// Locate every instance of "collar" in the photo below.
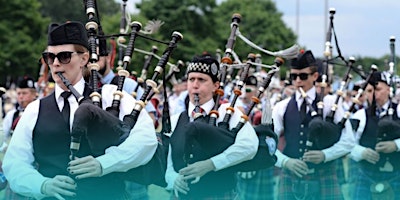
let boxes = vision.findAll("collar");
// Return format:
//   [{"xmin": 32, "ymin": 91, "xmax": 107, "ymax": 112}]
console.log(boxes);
[
  {"xmin": 55, "ymin": 78, "xmax": 85, "ymax": 101},
  {"xmin": 187, "ymin": 98, "xmax": 215, "ymax": 116},
  {"xmin": 295, "ymin": 86, "xmax": 316, "ymax": 101},
  {"xmin": 102, "ymin": 71, "xmax": 115, "ymax": 84},
  {"xmin": 377, "ymin": 100, "xmax": 390, "ymax": 111}
]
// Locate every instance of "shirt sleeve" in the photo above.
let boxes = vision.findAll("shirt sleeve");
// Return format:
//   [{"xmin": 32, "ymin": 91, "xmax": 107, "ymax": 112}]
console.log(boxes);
[
  {"xmin": 2, "ymin": 100, "xmax": 49, "ymax": 199},
  {"xmin": 164, "ymin": 113, "xmax": 181, "ymax": 190},
  {"xmin": 349, "ymin": 109, "xmax": 367, "ymax": 162},
  {"xmin": 272, "ymin": 99, "xmax": 290, "ymax": 168},
  {"xmin": 97, "ymin": 85, "xmax": 158, "ymax": 175},
  {"xmin": 322, "ymin": 119, "xmax": 355, "ymax": 162},
  {"xmin": 209, "ymin": 104, "xmax": 258, "ymax": 171},
  {"xmin": 2, "ymin": 109, "xmax": 15, "ymax": 140}
]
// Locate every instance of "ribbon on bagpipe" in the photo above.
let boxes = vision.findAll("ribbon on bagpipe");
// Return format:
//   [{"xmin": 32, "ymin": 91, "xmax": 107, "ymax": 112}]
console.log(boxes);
[
  {"xmin": 62, "ymin": 0, "xmax": 183, "ymax": 187},
  {"xmin": 377, "ymin": 36, "xmax": 400, "ymax": 146}
]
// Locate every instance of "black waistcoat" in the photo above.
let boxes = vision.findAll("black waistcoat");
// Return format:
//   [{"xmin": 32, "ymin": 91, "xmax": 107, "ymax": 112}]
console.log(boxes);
[
  {"xmin": 283, "ymin": 95, "xmax": 316, "ymax": 158},
  {"xmin": 170, "ymin": 113, "xmax": 235, "ymax": 198},
  {"xmin": 359, "ymin": 104, "xmax": 400, "ymax": 171},
  {"xmin": 33, "ymin": 86, "xmax": 125, "ymax": 200}
]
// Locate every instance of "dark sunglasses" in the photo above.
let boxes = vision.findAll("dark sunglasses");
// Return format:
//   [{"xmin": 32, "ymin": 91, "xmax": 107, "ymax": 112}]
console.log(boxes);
[
  {"xmin": 290, "ymin": 72, "xmax": 313, "ymax": 81},
  {"xmin": 42, "ymin": 51, "xmax": 83, "ymax": 65},
  {"xmin": 245, "ymin": 88, "xmax": 254, "ymax": 93}
]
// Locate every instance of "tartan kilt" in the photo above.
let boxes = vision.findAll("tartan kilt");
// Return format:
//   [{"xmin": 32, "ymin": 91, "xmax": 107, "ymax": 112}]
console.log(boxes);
[
  {"xmin": 353, "ymin": 168, "xmax": 400, "ymax": 200},
  {"xmin": 236, "ymin": 168, "xmax": 275, "ymax": 200},
  {"xmin": 170, "ymin": 189, "xmax": 236, "ymax": 200},
  {"xmin": 278, "ymin": 162, "xmax": 342, "ymax": 200},
  {"xmin": 125, "ymin": 181, "xmax": 149, "ymax": 200},
  {"xmin": 4, "ymin": 184, "xmax": 33, "ymax": 200}
]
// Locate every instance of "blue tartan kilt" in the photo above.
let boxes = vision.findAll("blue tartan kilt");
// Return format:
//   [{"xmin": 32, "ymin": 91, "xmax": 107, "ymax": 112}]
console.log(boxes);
[
  {"xmin": 236, "ymin": 167, "xmax": 275, "ymax": 200},
  {"xmin": 4, "ymin": 184, "xmax": 33, "ymax": 200},
  {"xmin": 278, "ymin": 162, "xmax": 342, "ymax": 200},
  {"xmin": 170, "ymin": 189, "xmax": 236, "ymax": 200},
  {"xmin": 353, "ymin": 168, "xmax": 400, "ymax": 200}
]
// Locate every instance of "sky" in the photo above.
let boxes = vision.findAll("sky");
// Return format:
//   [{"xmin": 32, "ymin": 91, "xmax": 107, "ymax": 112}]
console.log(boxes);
[
  {"xmin": 121, "ymin": 0, "xmax": 400, "ymax": 58},
  {"xmin": 273, "ymin": 0, "xmax": 400, "ymax": 58}
]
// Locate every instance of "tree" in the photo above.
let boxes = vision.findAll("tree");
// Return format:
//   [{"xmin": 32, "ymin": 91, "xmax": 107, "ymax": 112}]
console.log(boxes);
[
  {"xmin": 137, "ymin": 0, "xmax": 219, "ymax": 61},
  {"xmin": 38, "ymin": 0, "xmax": 119, "ymax": 23},
  {"xmin": 214, "ymin": 0, "xmax": 297, "ymax": 78},
  {"xmin": 0, "ymin": 0, "xmax": 49, "ymax": 86}
]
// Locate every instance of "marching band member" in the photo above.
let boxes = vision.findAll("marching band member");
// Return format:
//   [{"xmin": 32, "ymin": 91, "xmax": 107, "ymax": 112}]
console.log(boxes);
[
  {"xmin": 2, "ymin": 21, "xmax": 157, "ymax": 200},
  {"xmin": 272, "ymin": 50, "xmax": 354, "ymax": 200},
  {"xmin": 166, "ymin": 54, "xmax": 258, "ymax": 199},
  {"xmin": 2, "ymin": 76, "xmax": 37, "ymax": 145},
  {"xmin": 2, "ymin": 76, "xmax": 37, "ymax": 200},
  {"xmin": 349, "ymin": 71, "xmax": 400, "ymax": 200}
]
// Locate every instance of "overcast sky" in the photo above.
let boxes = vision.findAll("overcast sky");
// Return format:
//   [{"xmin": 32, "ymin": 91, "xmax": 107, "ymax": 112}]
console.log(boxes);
[
  {"xmin": 122, "ymin": 0, "xmax": 400, "ymax": 58},
  {"xmin": 274, "ymin": 0, "xmax": 400, "ymax": 58}
]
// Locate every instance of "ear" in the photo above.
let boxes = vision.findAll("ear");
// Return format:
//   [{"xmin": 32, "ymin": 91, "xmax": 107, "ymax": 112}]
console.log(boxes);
[
  {"xmin": 213, "ymin": 81, "xmax": 220, "ymax": 91},
  {"xmin": 312, "ymin": 72, "xmax": 319, "ymax": 82},
  {"xmin": 80, "ymin": 52, "xmax": 90, "ymax": 66}
]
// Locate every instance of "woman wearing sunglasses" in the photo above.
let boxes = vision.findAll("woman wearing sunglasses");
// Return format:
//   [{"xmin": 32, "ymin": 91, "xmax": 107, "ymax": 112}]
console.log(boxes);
[
  {"xmin": 272, "ymin": 50, "xmax": 353, "ymax": 200},
  {"xmin": 2, "ymin": 21, "xmax": 157, "ymax": 200}
]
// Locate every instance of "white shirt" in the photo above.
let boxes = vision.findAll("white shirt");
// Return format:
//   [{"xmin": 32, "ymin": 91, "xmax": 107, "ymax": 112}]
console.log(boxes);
[
  {"xmin": 350, "ymin": 101, "xmax": 400, "ymax": 162},
  {"xmin": 165, "ymin": 98, "xmax": 258, "ymax": 190},
  {"xmin": 2, "ymin": 108, "xmax": 17, "ymax": 140},
  {"xmin": 2, "ymin": 78, "xmax": 158, "ymax": 199},
  {"xmin": 272, "ymin": 86, "xmax": 354, "ymax": 167}
]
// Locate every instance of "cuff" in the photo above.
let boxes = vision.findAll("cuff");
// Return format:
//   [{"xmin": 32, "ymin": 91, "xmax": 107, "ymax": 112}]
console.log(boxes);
[
  {"xmin": 394, "ymin": 139, "xmax": 400, "ymax": 152},
  {"xmin": 350, "ymin": 145, "xmax": 365, "ymax": 162}
]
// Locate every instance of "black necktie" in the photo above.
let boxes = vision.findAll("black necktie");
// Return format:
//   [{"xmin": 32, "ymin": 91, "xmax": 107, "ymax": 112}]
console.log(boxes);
[
  {"xmin": 300, "ymin": 99, "xmax": 307, "ymax": 122},
  {"xmin": 61, "ymin": 91, "xmax": 72, "ymax": 126}
]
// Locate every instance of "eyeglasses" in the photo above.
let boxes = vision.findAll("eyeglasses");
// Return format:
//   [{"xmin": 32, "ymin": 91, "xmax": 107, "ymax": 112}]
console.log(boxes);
[
  {"xmin": 245, "ymin": 88, "xmax": 254, "ymax": 93},
  {"xmin": 290, "ymin": 72, "xmax": 313, "ymax": 81},
  {"xmin": 42, "ymin": 51, "xmax": 83, "ymax": 65}
]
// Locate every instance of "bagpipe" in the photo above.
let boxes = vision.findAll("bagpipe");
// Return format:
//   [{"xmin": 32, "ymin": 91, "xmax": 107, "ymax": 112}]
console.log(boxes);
[
  {"xmin": 59, "ymin": 0, "xmax": 183, "ymax": 187},
  {"xmin": 377, "ymin": 36, "xmax": 400, "ymax": 144},
  {"xmin": 303, "ymin": 8, "xmax": 371, "ymax": 151},
  {"xmin": 181, "ymin": 13, "xmax": 291, "ymax": 172}
]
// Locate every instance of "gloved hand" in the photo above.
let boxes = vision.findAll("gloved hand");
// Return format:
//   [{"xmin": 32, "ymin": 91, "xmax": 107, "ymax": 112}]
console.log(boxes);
[{"xmin": 41, "ymin": 175, "xmax": 76, "ymax": 200}]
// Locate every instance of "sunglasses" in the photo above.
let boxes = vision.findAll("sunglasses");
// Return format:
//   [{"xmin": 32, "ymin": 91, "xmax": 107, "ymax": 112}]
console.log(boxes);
[
  {"xmin": 42, "ymin": 51, "xmax": 83, "ymax": 65},
  {"xmin": 290, "ymin": 72, "xmax": 313, "ymax": 81},
  {"xmin": 245, "ymin": 88, "xmax": 254, "ymax": 93}
]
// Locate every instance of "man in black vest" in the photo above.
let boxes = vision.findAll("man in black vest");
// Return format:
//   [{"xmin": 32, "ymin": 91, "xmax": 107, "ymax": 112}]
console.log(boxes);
[
  {"xmin": 1, "ymin": 76, "xmax": 37, "ymax": 199},
  {"xmin": 2, "ymin": 76, "xmax": 37, "ymax": 144},
  {"xmin": 349, "ymin": 70, "xmax": 400, "ymax": 199},
  {"xmin": 2, "ymin": 21, "xmax": 157, "ymax": 200},
  {"xmin": 166, "ymin": 54, "xmax": 258, "ymax": 199},
  {"xmin": 272, "ymin": 50, "xmax": 353, "ymax": 200}
]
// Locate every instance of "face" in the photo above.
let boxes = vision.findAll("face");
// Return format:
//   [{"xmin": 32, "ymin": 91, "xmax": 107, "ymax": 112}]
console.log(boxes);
[
  {"xmin": 374, "ymin": 82, "xmax": 390, "ymax": 107},
  {"xmin": 16, "ymin": 88, "xmax": 37, "ymax": 108},
  {"xmin": 96, "ymin": 55, "xmax": 110, "ymax": 76},
  {"xmin": 243, "ymin": 86, "xmax": 257, "ymax": 104},
  {"xmin": 45, "ymin": 44, "xmax": 89, "ymax": 90},
  {"xmin": 187, "ymin": 72, "xmax": 219, "ymax": 105},
  {"xmin": 364, "ymin": 84, "xmax": 374, "ymax": 105},
  {"xmin": 290, "ymin": 67, "xmax": 318, "ymax": 92}
]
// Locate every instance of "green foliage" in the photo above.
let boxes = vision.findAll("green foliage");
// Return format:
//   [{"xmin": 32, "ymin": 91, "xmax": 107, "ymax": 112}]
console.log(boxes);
[
  {"xmin": 38, "ymin": 0, "xmax": 119, "ymax": 23},
  {"xmin": 0, "ymin": 0, "xmax": 392, "ymax": 87},
  {"xmin": 0, "ymin": 0, "xmax": 49, "ymax": 85}
]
